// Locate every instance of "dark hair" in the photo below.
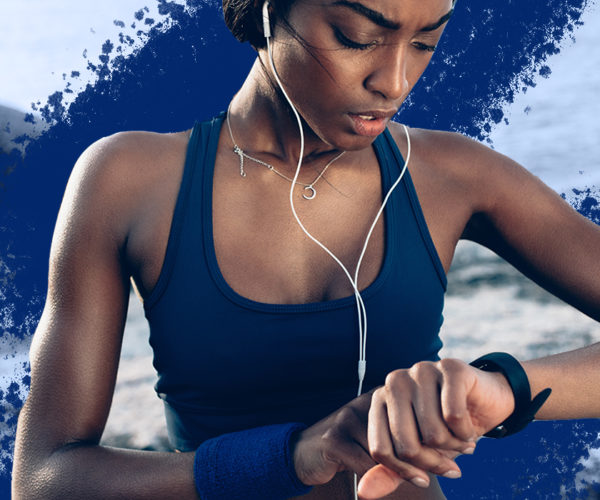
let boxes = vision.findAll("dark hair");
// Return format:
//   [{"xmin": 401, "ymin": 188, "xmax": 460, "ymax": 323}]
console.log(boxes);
[{"xmin": 223, "ymin": 0, "xmax": 295, "ymax": 49}]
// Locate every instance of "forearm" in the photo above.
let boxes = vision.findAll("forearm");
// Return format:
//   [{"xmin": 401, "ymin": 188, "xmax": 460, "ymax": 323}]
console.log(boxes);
[
  {"xmin": 521, "ymin": 341, "xmax": 600, "ymax": 420},
  {"xmin": 13, "ymin": 444, "xmax": 198, "ymax": 500}
]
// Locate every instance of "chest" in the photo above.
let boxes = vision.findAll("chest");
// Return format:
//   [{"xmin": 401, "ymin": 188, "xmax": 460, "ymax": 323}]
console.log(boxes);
[
  {"xmin": 130, "ymin": 125, "xmax": 469, "ymax": 305},
  {"xmin": 148, "ymin": 166, "xmax": 447, "ymax": 417},
  {"xmin": 211, "ymin": 154, "xmax": 390, "ymax": 304}
]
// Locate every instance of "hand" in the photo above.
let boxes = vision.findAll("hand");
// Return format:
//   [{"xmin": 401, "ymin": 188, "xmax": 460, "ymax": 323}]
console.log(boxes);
[
  {"xmin": 358, "ymin": 358, "xmax": 515, "ymax": 498},
  {"xmin": 292, "ymin": 391, "xmax": 381, "ymax": 487},
  {"xmin": 291, "ymin": 391, "xmax": 439, "ymax": 496}
]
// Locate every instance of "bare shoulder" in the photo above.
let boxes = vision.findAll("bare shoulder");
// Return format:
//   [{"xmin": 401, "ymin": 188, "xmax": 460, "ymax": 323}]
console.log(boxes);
[
  {"xmin": 66, "ymin": 129, "xmax": 191, "ymax": 244},
  {"xmin": 389, "ymin": 121, "xmax": 501, "ymax": 165},
  {"xmin": 382, "ymin": 121, "xmax": 593, "ymax": 274},
  {"xmin": 387, "ymin": 121, "xmax": 546, "ymax": 215},
  {"xmin": 71, "ymin": 129, "xmax": 191, "ymax": 207}
]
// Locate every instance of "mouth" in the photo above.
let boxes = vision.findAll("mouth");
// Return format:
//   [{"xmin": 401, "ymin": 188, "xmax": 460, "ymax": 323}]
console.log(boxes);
[
  {"xmin": 348, "ymin": 110, "xmax": 396, "ymax": 137},
  {"xmin": 352, "ymin": 109, "xmax": 397, "ymax": 120}
]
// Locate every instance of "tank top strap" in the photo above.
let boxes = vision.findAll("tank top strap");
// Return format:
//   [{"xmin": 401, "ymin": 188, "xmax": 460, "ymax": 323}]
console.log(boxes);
[
  {"xmin": 378, "ymin": 127, "xmax": 447, "ymax": 290},
  {"xmin": 144, "ymin": 114, "xmax": 224, "ymax": 311}
]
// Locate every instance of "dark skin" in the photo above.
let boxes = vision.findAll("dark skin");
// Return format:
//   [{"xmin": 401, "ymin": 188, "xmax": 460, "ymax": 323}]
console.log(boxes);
[{"xmin": 13, "ymin": 0, "xmax": 600, "ymax": 498}]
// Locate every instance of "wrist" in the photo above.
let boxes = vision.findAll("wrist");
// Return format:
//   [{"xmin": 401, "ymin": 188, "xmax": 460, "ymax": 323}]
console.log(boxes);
[
  {"xmin": 290, "ymin": 427, "xmax": 310, "ymax": 487},
  {"xmin": 470, "ymin": 352, "xmax": 551, "ymax": 438},
  {"xmin": 485, "ymin": 369, "xmax": 516, "ymax": 420},
  {"xmin": 193, "ymin": 423, "xmax": 313, "ymax": 500}
]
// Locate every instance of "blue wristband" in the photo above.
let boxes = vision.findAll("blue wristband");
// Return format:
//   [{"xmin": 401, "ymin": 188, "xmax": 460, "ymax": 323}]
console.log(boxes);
[{"xmin": 193, "ymin": 422, "xmax": 313, "ymax": 500}]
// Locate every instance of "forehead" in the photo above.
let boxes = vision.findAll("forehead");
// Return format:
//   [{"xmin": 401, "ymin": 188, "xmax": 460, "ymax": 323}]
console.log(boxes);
[{"xmin": 302, "ymin": 0, "xmax": 453, "ymax": 28}]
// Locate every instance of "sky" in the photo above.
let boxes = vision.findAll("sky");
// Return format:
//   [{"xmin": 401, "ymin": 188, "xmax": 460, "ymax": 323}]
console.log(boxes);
[{"xmin": 0, "ymin": 0, "xmax": 184, "ymax": 111}]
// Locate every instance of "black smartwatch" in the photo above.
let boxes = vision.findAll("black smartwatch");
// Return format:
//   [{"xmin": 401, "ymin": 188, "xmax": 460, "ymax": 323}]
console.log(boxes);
[{"xmin": 470, "ymin": 352, "xmax": 552, "ymax": 438}]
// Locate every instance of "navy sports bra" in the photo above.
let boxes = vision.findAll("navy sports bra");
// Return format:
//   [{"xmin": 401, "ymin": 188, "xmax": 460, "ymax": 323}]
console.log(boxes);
[{"xmin": 143, "ymin": 113, "xmax": 447, "ymax": 451}]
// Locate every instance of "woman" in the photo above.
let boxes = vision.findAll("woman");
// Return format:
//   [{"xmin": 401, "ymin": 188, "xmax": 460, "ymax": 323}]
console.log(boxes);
[{"xmin": 12, "ymin": 0, "xmax": 600, "ymax": 498}]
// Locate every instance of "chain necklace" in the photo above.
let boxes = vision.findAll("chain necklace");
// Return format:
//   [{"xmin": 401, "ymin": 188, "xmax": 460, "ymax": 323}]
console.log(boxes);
[{"xmin": 226, "ymin": 105, "xmax": 345, "ymax": 200}]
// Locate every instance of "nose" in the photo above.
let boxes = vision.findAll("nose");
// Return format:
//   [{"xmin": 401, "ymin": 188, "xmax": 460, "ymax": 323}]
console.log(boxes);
[{"xmin": 364, "ymin": 46, "xmax": 410, "ymax": 102}]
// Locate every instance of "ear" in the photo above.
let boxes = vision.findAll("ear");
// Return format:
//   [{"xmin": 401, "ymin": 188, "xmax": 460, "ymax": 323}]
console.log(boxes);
[
  {"xmin": 253, "ymin": 0, "xmax": 274, "ymax": 38},
  {"xmin": 262, "ymin": 1, "xmax": 272, "ymax": 38}
]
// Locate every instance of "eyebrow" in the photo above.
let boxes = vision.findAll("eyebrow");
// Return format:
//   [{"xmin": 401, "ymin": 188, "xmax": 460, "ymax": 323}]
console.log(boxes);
[
  {"xmin": 331, "ymin": 1, "xmax": 454, "ymax": 32},
  {"xmin": 420, "ymin": 8, "xmax": 454, "ymax": 32}
]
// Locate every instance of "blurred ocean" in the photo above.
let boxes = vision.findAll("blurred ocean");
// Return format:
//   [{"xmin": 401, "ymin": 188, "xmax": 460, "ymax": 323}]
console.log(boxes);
[{"xmin": 1, "ymin": 0, "xmax": 600, "ymax": 494}]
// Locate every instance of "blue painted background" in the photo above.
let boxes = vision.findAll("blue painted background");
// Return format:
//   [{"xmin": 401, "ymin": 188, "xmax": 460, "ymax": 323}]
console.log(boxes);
[{"xmin": 1, "ymin": 0, "xmax": 599, "ymax": 498}]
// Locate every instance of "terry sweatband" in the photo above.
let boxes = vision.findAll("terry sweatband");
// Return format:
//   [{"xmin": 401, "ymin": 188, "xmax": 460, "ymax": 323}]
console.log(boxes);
[
  {"xmin": 193, "ymin": 422, "xmax": 313, "ymax": 500},
  {"xmin": 470, "ymin": 352, "xmax": 552, "ymax": 438}
]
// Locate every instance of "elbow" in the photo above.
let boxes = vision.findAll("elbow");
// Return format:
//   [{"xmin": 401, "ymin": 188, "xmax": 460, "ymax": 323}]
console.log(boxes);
[
  {"xmin": 12, "ymin": 461, "xmax": 53, "ymax": 500},
  {"xmin": 12, "ymin": 449, "xmax": 68, "ymax": 500},
  {"xmin": 12, "ymin": 419, "xmax": 86, "ymax": 500}
]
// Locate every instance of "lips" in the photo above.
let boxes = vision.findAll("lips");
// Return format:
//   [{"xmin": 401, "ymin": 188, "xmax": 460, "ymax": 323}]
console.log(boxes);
[{"xmin": 348, "ymin": 110, "xmax": 397, "ymax": 137}]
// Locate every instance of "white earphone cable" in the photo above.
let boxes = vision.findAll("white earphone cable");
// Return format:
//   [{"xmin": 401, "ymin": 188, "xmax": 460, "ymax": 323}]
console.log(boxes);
[
  {"xmin": 265, "ymin": 35, "xmax": 411, "ymax": 397},
  {"xmin": 263, "ymin": 8, "xmax": 411, "ymax": 499}
]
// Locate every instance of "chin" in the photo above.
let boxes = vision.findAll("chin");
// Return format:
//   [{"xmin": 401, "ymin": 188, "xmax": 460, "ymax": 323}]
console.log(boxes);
[
  {"xmin": 332, "ymin": 131, "xmax": 384, "ymax": 152},
  {"xmin": 303, "ymin": 114, "xmax": 385, "ymax": 153}
]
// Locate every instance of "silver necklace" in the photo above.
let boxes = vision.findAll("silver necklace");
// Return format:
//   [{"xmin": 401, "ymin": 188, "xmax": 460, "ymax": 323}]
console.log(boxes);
[{"xmin": 226, "ymin": 106, "xmax": 345, "ymax": 200}]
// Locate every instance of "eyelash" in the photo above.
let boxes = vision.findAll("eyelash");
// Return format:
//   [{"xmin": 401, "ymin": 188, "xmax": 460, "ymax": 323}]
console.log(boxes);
[
  {"xmin": 412, "ymin": 41, "xmax": 437, "ymax": 53},
  {"xmin": 333, "ymin": 27, "xmax": 436, "ymax": 53},
  {"xmin": 333, "ymin": 27, "xmax": 377, "ymax": 51}
]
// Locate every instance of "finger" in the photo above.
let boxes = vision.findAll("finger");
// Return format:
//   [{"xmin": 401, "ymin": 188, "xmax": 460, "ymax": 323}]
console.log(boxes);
[
  {"xmin": 343, "ymin": 402, "xmax": 371, "ymax": 453},
  {"xmin": 411, "ymin": 370, "xmax": 475, "ymax": 452},
  {"xmin": 368, "ymin": 390, "xmax": 431, "ymax": 485},
  {"xmin": 328, "ymin": 406, "xmax": 379, "ymax": 477},
  {"xmin": 438, "ymin": 359, "xmax": 478, "ymax": 442},
  {"xmin": 332, "ymin": 438, "xmax": 380, "ymax": 478},
  {"xmin": 387, "ymin": 399, "xmax": 462, "ymax": 479},
  {"xmin": 357, "ymin": 464, "xmax": 403, "ymax": 500}
]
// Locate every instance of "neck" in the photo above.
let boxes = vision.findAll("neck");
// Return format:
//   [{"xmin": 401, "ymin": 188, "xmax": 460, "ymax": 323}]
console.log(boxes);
[{"xmin": 227, "ymin": 57, "xmax": 342, "ymax": 169}]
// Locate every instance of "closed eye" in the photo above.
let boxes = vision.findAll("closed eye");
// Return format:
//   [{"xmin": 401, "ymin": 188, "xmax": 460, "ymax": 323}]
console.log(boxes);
[
  {"xmin": 333, "ymin": 26, "xmax": 377, "ymax": 51},
  {"xmin": 412, "ymin": 41, "xmax": 437, "ymax": 53}
]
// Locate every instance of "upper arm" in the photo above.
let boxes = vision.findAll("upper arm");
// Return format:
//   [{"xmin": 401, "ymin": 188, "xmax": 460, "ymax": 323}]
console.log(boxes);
[
  {"xmin": 460, "ymin": 138, "xmax": 600, "ymax": 321},
  {"xmin": 15, "ymin": 134, "xmax": 139, "ymax": 471}
]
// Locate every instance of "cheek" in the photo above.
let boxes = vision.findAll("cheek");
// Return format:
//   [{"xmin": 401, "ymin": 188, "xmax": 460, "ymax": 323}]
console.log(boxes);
[
  {"xmin": 274, "ymin": 43, "xmax": 350, "ymax": 107},
  {"xmin": 271, "ymin": 19, "xmax": 361, "ymax": 103}
]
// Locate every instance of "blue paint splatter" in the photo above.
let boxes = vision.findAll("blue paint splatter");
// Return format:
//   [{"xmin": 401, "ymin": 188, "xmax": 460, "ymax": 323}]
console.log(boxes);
[
  {"xmin": 539, "ymin": 64, "xmax": 553, "ymax": 78},
  {"xmin": 400, "ymin": 0, "xmax": 590, "ymax": 141},
  {"xmin": 1, "ymin": 0, "xmax": 599, "ymax": 497},
  {"xmin": 440, "ymin": 420, "xmax": 600, "ymax": 498},
  {"xmin": 566, "ymin": 188, "xmax": 600, "ymax": 224}
]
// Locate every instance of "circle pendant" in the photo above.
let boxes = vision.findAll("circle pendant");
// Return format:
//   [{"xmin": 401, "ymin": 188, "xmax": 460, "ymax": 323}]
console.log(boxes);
[{"xmin": 303, "ymin": 186, "xmax": 316, "ymax": 200}]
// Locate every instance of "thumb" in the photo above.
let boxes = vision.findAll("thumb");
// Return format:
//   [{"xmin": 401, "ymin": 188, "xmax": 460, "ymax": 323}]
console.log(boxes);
[{"xmin": 357, "ymin": 464, "xmax": 404, "ymax": 499}]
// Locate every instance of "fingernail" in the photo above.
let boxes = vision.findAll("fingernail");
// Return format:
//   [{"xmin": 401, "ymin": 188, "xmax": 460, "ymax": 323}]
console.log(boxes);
[
  {"xmin": 442, "ymin": 470, "xmax": 461, "ymax": 479},
  {"xmin": 461, "ymin": 446, "xmax": 476, "ymax": 455},
  {"xmin": 410, "ymin": 477, "xmax": 430, "ymax": 488}
]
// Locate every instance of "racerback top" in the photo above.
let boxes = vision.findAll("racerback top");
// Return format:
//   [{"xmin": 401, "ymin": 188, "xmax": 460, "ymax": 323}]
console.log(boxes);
[{"xmin": 143, "ymin": 113, "xmax": 447, "ymax": 451}]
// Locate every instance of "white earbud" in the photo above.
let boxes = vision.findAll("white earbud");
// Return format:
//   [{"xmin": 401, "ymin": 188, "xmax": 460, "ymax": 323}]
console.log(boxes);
[{"xmin": 262, "ymin": 1, "xmax": 271, "ymax": 39}]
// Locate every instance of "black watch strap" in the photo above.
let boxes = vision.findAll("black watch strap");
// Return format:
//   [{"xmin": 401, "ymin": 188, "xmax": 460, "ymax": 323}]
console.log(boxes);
[{"xmin": 470, "ymin": 352, "xmax": 552, "ymax": 438}]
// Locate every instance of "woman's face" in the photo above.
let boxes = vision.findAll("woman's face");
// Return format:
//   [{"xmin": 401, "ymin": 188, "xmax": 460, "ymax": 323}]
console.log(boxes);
[{"xmin": 266, "ymin": 0, "xmax": 453, "ymax": 150}]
